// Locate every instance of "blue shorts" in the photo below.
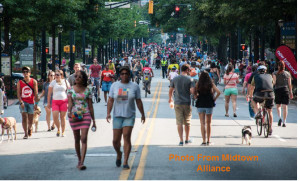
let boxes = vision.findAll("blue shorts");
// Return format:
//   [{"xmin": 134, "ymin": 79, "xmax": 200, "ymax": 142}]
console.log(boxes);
[
  {"xmin": 19, "ymin": 102, "xmax": 34, "ymax": 114},
  {"xmin": 102, "ymin": 81, "xmax": 112, "ymax": 92},
  {"xmin": 197, "ymin": 108, "xmax": 213, "ymax": 114},
  {"xmin": 113, "ymin": 116, "xmax": 135, "ymax": 129}
]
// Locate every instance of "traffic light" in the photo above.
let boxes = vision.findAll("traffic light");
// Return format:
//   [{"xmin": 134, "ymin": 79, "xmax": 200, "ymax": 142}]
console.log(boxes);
[
  {"xmin": 148, "ymin": 0, "xmax": 153, "ymax": 14},
  {"xmin": 240, "ymin": 44, "xmax": 247, "ymax": 51},
  {"xmin": 45, "ymin": 47, "xmax": 49, "ymax": 54},
  {"xmin": 175, "ymin": 6, "xmax": 180, "ymax": 17}
]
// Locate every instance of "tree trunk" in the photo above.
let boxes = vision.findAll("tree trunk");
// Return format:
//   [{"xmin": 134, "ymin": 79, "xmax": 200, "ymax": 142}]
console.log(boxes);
[
  {"xmin": 3, "ymin": 16, "xmax": 10, "ymax": 54},
  {"xmin": 260, "ymin": 26, "xmax": 265, "ymax": 61},
  {"xmin": 275, "ymin": 20, "xmax": 281, "ymax": 51},
  {"xmin": 91, "ymin": 42, "xmax": 95, "ymax": 60},
  {"xmin": 254, "ymin": 27, "xmax": 260, "ymax": 62},
  {"xmin": 33, "ymin": 31, "xmax": 37, "ymax": 79},
  {"xmin": 51, "ymin": 24, "xmax": 56, "ymax": 71},
  {"xmin": 217, "ymin": 35, "xmax": 227, "ymax": 63}
]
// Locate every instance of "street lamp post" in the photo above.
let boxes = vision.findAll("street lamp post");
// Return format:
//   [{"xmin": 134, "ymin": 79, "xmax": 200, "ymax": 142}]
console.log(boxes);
[
  {"xmin": 0, "ymin": 3, "xmax": 4, "ymax": 72},
  {"xmin": 58, "ymin": 25, "xmax": 63, "ymax": 66}
]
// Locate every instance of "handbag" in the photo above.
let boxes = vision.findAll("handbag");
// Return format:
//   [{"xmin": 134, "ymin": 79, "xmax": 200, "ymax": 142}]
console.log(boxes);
[{"xmin": 223, "ymin": 73, "xmax": 234, "ymax": 92}]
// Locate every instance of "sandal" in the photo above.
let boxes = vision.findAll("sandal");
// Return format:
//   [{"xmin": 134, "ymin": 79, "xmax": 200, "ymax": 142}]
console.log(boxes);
[
  {"xmin": 51, "ymin": 125, "xmax": 55, "ymax": 130},
  {"xmin": 23, "ymin": 135, "xmax": 28, "ymax": 139},
  {"xmin": 123, "ymin": 164, "xmax": 130, "ymax": 170},
  {"xmin": 225, "ymin": 114, "xmax": 229, "ymax": 117},
  {"xmin": 56, "ymin": 131, "xmax": 60, "ymax": 137},
  {"xmin": 233, "ymin": 113, "xmax": 237, "ymax": 117},
  {"xmin": 201, "ymin": 142, "xmax": 206, "ymax": 146}
]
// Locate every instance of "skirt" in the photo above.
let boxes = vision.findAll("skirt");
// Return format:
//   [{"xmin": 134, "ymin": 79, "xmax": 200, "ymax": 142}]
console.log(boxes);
[{"xmin": 69, "ymin": 112, "xmax": 92, "ymax": 130}]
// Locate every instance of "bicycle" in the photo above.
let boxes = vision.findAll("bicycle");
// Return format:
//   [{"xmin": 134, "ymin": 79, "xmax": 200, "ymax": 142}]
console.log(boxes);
[
  {"xmin": 92, "ymin": 85, "xmax": 98, "ymax": 103},
  {"xmin": 135, "ymin": 72, "xmax": 142, "ymax": 85},
  {"xmin": 255, "ymin": 100, "xmax": 270, "ymax": 138}
]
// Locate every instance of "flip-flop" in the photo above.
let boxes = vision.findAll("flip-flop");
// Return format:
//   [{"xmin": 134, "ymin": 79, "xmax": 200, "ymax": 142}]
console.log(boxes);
[
  {"xmin": 225, "ymin": 114, "xmax": 229, "ymax": 117},
  {"xmin": 123, "ymin": 164, "xmax": 130, "ymax": 170},
  {"xmin": 23, "ymin": 136, "xmax": 28, "ymax": 139},
  {"xmin": 201, "ymin": 142, "xmax": 206, "ymax": 146}
]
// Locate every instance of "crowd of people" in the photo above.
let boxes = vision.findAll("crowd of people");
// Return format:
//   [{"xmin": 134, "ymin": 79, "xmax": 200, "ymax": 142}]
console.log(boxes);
[{"xmin": 6, "ymin": 42, "xmax": 295, "ymax": 171}]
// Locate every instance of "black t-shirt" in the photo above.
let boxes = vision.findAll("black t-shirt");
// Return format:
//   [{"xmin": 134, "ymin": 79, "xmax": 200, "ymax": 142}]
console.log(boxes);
[{"xmin": 115, "ymin": 63, "xmax": 122, "ymax": 74}]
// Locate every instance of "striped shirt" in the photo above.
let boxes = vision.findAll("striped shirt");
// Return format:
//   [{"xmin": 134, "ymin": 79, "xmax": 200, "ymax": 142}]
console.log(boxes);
[{"xmin": 223, "ymin": 73, "xmax": 239, "ymax": 89}]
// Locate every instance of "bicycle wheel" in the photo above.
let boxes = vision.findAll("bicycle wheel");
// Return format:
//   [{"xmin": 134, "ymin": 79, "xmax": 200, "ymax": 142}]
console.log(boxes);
[
  {"xmin": 256, "ymin": 115, "xmax": 262, "ymax": 136},
  {"xmin": 92, "ymin": 87, "xmax": 97, "ymax": 103},
  {"xmin": 263, "ymin": 109, "xmax": 270, "ymax": 138},
  {"xmin": 145, "ymin": 83, "xmax": 148, "ymax": 98},
  {"xmin": 4, "ymin": 97, "xmax": 8, "ymax": 109}
]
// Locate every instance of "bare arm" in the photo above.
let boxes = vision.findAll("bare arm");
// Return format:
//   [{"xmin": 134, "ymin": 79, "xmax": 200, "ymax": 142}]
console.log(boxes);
[
  {"xmin": 106, "ymin": 97, "xmax": 114, "ymax": 123},
  {"xmin": 87, "ymin": 97, "xmax": 96, "ymax": 126},
  {"xmin": 212, "ymin": 84, "xmax": 221, "ymax": 101},
  {"xmin": 136, "ymin": 99, "xmax": 145, "ymax": 124},
  {"xmin": 67, "ymin": 94, "xmax": 73, "ymax": 118},
  {"xmin": 169, "ymin": 87, "xmax": 174, "ymax": 103},
  {"xmin": 33, "ymin": 80, "xmax": 39, "ymax": 103},
  {"xmin": 17, "ymin": 81, "xmax": 22, "ymax": 103},
  {"xmin": 47, "ymin": 87, "xmax": 53, "ymax": 109},
  {"xmin": 272, "ymin": 74, "xmax": 276, "ymax": 86},
  {"xmin": 288, "ymin": 76, "xmax": 293, "ymax": 99}
]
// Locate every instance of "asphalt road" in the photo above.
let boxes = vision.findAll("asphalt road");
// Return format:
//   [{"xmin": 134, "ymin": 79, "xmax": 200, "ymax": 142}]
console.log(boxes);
[{"xmin": 0, "ymin": 68, "xmax": 297, "ymax": 180}]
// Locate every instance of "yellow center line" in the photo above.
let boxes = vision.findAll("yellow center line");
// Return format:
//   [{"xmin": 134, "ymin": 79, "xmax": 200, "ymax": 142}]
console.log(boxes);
[
  {"xmin": 134, "ymin": 81, "xmax": 162, "ymax": 180},
  {"xmin": 119, "ymin": 82, "xmax": 161, "ymax": 180}
]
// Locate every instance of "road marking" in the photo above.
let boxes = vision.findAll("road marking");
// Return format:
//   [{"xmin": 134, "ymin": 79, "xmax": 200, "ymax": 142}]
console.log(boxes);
[
  {"xmin": 134, "ymin": 81, "xmax": 162, "ymax": 180},
  {"xmin": 273, "ymin": 135, "xmax": 287, "ymax": 142},
  {"xmin": 119, "ymin": 82, "xmax": 161, "ymax": 180}
]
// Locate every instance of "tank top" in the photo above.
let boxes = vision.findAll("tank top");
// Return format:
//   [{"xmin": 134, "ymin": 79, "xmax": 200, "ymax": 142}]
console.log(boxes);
[
  {"xmin": 196, "ymin": 90, "xmax": 214, "ymax": 108},
  {"xmin": 254, "ymin": 74, "xmax": 273, "ymax": 92},
  {"xmin": 19, "ymin": 78, "xmax": 35, "ymax": 104}
]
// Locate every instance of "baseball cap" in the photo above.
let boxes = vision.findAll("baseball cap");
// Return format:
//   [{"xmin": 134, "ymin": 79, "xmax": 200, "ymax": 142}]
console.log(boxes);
[{"xmin": 109, "ymin": 60, "xmax": 112, "ymax": 63}]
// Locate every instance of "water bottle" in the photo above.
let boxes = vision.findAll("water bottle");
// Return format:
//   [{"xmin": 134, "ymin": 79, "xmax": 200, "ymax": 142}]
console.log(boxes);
[{"xmin": 91, "ymin": 126, "xmax": 96, "ymax": 132}]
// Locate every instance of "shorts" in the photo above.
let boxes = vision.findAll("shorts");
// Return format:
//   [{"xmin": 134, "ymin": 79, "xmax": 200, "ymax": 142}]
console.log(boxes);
[
  {"xmin": 52, "ymin": 99, "xmax": 68, "ymax": 112},
  {"xmin": 197, "ymin": 108, "xmax": 213, "ymax": 114},
  {"xmin": 91, "ymin": 77, "xmax": 100, "ymax": 87},
  {"xmin": 275, "ymin": 87, "xmax": 290, "ymax": 105},
  {"xmin": 113, "ymin": 116, "xmax": 135, "ymax": 129},
  {"xmin": 19, "ymin": 102, "xmax": 34, "ymax": 114},
  {"xmin": 253, "ymin": 92, "xmax": 274, "ymax": 109},
  {"xmin": 102, "ymin": 81, "xmax": 112, "ymax": 92},
  {"xmin": 174, "ymin": 104, "xmax": 192, "ymax": 126},
  {"xmin": 224, "ymin": 88, "xmax": 238, "ymax": 96}
]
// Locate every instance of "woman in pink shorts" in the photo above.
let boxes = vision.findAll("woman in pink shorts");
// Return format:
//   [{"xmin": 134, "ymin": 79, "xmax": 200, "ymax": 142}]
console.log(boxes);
[{"xmin": 47, "ymin": 70, "xmax": 70, "ymax": 137}]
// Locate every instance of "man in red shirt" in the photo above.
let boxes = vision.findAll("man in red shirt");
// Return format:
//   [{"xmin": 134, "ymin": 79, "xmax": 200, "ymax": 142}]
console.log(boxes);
[
  {"xmin": 17, "ymin": 67, "xmax": 39, "ymax": 139},
  {"xmin": 89, "ymin": 58, "xmax": 102, "ymax": 102},
  {"xmin": 100, "ymin": 64, "xmax": 115, "ymax": 105},
  {"xmin": 142, "ymin": 63, "xmax": 154, "ymax": 94}
]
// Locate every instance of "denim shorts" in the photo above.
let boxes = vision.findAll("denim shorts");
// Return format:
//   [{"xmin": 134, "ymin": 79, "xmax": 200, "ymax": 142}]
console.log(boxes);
[
  {"xmin": 197, "ymin": 108, "xmax": 213, "ymax": 114},
  {"xmin": 102, "ymin": 81, "xmax": 112, "ymax": 92},
  {"xmin": 91, "ymin": 77, "xmax": 100, "ymax": 87},
  {"xmin": 113, "ymin": 116, "xmax": 135, "ymax": 129},
  {"xmin": 19, "ymin": 102, "xmax": 34, "ymax": 114}
]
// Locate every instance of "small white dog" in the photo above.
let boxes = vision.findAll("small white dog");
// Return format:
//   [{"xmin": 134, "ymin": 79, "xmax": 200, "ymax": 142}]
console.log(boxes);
[
  {"xmin": 0, "ymin": 117, "xmax": 17, "ymax": 142},
  {"xmin": 242, "ymin": 126, "xmax": 252, "ymax": 145}
]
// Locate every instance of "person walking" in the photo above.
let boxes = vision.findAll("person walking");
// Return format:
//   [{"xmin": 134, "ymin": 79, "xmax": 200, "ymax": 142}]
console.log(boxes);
[
  {"xmin": 210, "ymin": 62, "xmax": 220, "ymax": 86},
  {"xmin": 38, "ymin": 71, "xmax": 55, "ymax": 131},
  {"xmin": 223, "ymin": 65, "xmax": 239, "ymax": 117},
  {"xmin": 47, "ymin": 70, "xmax": 70, "ymax": 137},
  {"xmin": 161, "ymin": 57, "xmax": 168, "ymax": 79},
  {"xmin": 68, "ymin": 63, "xmax": 81, "ymax": 86},
  {"xmin": 17, "ymin": 66, "xmax": 39, "ymax": 139},
  {"xmin": 100, "ymin": 64, "xmax": 115, "ymax": 105},
  {"xmin": 106, "ymin": 66, "xmax": 145, "ymax": 169},
  {"xmin": 67, "ymin": 70, "xmax": 96, "ymax": 170},
  {"xmin": 272, "ymin": 61, "xmax": 293, "ymax": 127},
  {"xmin": 242, "ymin": 66, "xmax": 257, "ymax": 118},
  {"xmin": 195, "ymin": 71, "xmax": 220, "ymax": 146},
  {"xmin": 169, "ymin": 64, "xmax": 195, "ymax": 146}
]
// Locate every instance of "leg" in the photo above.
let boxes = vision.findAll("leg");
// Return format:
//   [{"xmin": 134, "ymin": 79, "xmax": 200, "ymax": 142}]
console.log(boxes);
[
  {"xmin": 177, "ymin": 125, "xmax": 183, "ymax": 142},
  {"xmin": 282, "ymin": 104, "xmax": 288, "ymax": 124},
  {"xmin": 224, "ymin": 96, "xmax": 230, "ymax": 115},
  {"xmin": 72, "ymin": 129, "xmax": 81, "ymax": 163},
  {"xmin": 231, "ymin": 95, "xmax": 237, "ymax": 114},
  {"xmin": 22, "ymin": 112, "xmax": 28, "ymax": 137},
  {"xmin": 199, "ymin": 113, "xmax": 206, "ymax": 143},
  {"xmin": 13, "ymin": 125, "xmax": 17, "ymax": 140},
  {"xmin": 184, "ymin": 124, "xmax": 190, "ymax": 142},
  {"xmin": 122, "ymin": 126, "xmax": 133, "ymax": 166},
  {"xmin": 113, "ymin": 129, "xmax": 123, "ymax": 162},
  {"xmin": 45, "ymin": 107, "xmax": 52, "ymax": 130},
  {"xmin": 276, "ymin": 104, "xmax": 282, "ymax": 118},
  {"xmin": 104, "ymin": 92, "xmax": 108, "ymax": 103},
  {"xmin": 60, "ymin": 111, "xmax": 67, "ymax": 134},
  {"xmin": 52, "ymin": 111, "xmax": 60, "ymax": 132},
  {"xmin": 267, "ymin": 109, "xmax": 273, "ymax": 131},
  {"xmin": 80, "ymin": 128, "xmax": 89, "ymax": 165},
  {"xmin": 206, "ymin": 114, "xmax": 213, "ymax": 143}
]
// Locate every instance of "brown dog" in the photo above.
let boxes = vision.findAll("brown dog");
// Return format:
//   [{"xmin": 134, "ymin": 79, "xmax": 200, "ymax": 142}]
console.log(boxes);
[
  {"xmin": 32, "ymin": 106, "xmax": 41, "ymax": 133},
  {"xmin": 0, "ymin": 117, "xmax": 17, "ymax": 142}
]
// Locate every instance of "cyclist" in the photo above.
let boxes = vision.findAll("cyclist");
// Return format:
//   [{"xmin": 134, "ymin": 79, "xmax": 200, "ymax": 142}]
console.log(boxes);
[
  {"xmin": 142, "ymin": 63, "xmax": 154, "ymax": 94},
  {"xmin": 133, "ymin": 61, "xmax": 143, "ymax": 83},
  {"xmin": 89, "ymin": 58, "xmax": 102, "ymax": 103},
  {"xmin": 249, "ymin": 65, "xmax": 274, "ymax": 135},
  {"xmin": 167, "ymin": 60, "xmax": 180, "ymax": 77}
]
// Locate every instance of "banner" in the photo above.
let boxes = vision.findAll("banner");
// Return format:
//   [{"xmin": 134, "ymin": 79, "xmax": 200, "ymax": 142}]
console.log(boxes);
[{"xmin": 275, "ymin": 45, "xmax": 297, "ymax": 79}]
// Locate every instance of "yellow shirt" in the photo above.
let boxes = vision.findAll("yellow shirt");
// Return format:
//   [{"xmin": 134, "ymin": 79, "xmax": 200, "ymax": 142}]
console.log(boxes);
[
  {"xmin": 168, "ymin": 64, "xmax": 179, "ymax": 71},
  {"xmin": 108, "ymin": 63, "xmax": 115, "ymax": 71}
]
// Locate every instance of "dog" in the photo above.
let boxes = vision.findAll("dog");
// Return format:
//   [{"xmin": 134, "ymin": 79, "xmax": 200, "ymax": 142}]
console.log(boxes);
[
  {"xmin": 242, "ymin": 126, "xmax": 252, "ymax": 145},
  {"xmin": 32, "ymin": 106, "xmax": 41, "ymax": 133},
  {"xmin": 0, "ymin": 117, "xmax": 17, "ymax": 142}
]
